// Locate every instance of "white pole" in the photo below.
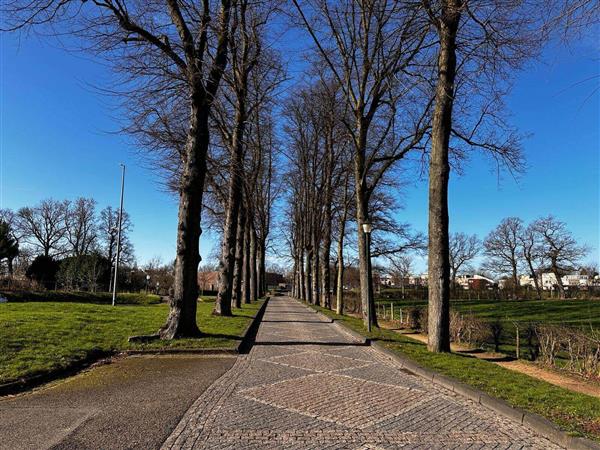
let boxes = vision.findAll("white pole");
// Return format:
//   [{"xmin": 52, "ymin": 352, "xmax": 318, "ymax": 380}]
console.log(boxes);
[{"xmin": 112, "ymin": 164, "xmax": 126, "ymax": 306}]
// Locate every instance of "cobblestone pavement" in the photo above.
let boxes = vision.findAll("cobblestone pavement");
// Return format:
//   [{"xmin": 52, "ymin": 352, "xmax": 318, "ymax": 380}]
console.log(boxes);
[{"xmin": 162, "ymin": 297, "xmax": 561, "ymax": 450}]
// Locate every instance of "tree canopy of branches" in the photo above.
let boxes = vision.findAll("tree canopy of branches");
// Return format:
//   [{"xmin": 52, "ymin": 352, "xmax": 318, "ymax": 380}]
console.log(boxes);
[{"xmin": 291, "ymin": 0, "xmax": 433, "ymax": 326}]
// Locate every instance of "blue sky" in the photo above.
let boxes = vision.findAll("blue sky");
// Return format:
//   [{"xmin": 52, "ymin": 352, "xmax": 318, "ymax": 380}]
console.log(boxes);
[{"xmin": 1, "ymin": 28, "xmax": 598, "ymax": 272}]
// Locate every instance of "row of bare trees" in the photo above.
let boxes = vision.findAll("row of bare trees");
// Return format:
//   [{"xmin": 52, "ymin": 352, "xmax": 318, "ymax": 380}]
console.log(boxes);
[
  {"xmin": 0, "ymin": 199, "xmax": 133, "ymax": 276},
  {"xmin": 3, "ymin": 0, "xmax": 284, "ymax": 339},
  {"xmin": 283, "ymin": 0, "xmax": 597, "ymax": 353},
  {"xmin": 3, "ymin": 0, "xmax": 596, "ymax": 347}
]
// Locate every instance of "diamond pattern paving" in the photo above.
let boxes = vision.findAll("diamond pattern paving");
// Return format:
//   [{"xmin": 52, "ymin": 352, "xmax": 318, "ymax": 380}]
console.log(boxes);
[{"xmin": 161, "ymin": 296, "xmax": 563, "ymax": 450}]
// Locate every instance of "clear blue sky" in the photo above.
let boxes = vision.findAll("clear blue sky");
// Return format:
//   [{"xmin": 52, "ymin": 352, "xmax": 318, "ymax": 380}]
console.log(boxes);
[{"xmin": 1, "ymin": 29, "xmax": 598, "ymax": 271}]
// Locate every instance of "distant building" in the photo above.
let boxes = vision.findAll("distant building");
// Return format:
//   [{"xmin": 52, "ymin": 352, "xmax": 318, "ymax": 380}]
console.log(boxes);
[
  {"xmin": 379, "ymin": 273, "xmax": 394, "ymax": 286},
  {"xmin": 541, "ymin": 272, "xmax": 590, "ymax": 290},
  {"xmin": 457, "ymin": 274, "xmax": 496, "ymax": 290},
  {"xmin": 408, "ymin": 273, "xmax": 428, "ymax": 286},
  {"xmin": 198, "ymin": 271, "xmax": 219, "ymax": 292},
  {"xmin": 519, "ymin": 275, "xmax": 536, "ymax": 287}
]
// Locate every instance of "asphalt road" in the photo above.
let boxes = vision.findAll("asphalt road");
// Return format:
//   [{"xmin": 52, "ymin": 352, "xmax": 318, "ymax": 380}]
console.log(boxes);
[{"xmin": 0, "ymin": 355, "xmax": 235, "ymax": 450}]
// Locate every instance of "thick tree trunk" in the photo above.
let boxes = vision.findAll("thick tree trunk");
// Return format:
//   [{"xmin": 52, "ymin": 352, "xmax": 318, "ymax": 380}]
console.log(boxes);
[
  {"xmin": 552, "ymin": 264, "xmax": 566, "ymax": 299},
  {"xmin": 258, "ymin": 240, "xmax": 266, "ymax": 297},
  {"xmin": 160, "ymin": 106, "xmax": 209, "ymax": 339},
  {"xmin": 231, "ymin": 204, "xmax": 245, "ymax": 309},
  {"xmin": 250, "ymin": 226, "xmax": 258, "ymax": 301},
  {"xmin": 299, "ymin": 247, "xmax": 305, "ymax": 300},
  {"xmin": 527, "ymin": 261, "xmax": 542, "ymax": 300},
  {"xmin": 242, "ymin": 215, "xmax": 251, "ymax": 304},
  {"xmin": 354, "ymin": 144, "xmax": 377, "ymax": 327},
  {"xmin": 427, "ymin": 1, "xmax": 461, "ymax": 353},
  {"xmin": 305, "ymin": 250, "xmax": 313, "ymax": 304},
  {"xmin": 312, "ymin": 241, "xmax": 320, "ymax": 306},
  {"xmin": 321, "ymin": 207, "xmax": 332, "ymax": 309},
  {"xmin": 335, "ymin": 236, "xmax": 345, "ymax": 315},
  {"xmin": 214, "ymin": 104, "xmax": 246, "ymax": 315},
  {"xmin": 512, "ymin": 263, "xmax": 519, "ymax": 300}
]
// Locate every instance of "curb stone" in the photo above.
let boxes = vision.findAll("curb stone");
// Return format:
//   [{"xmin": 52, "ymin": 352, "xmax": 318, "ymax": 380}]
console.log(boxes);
[{"xmin": 319, "ymin": 308, "xmax": 599, "ymax": 450}]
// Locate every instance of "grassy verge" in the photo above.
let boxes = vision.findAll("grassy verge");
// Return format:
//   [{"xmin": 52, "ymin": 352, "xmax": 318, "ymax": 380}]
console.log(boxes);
[
  {"xmin": 375, "ymin": 297, "xmax": 600, "ymax": 328},
  {"xmin": 1, "ymin": 290, "xmax": 162, "ymax": 305},
  {"xmin": 310, "ymin": 303, "xmax": 600, "ymax": 441},
  {"xmin": 0, "ymin": 299, "xmax": 263, "ymax": 385}
]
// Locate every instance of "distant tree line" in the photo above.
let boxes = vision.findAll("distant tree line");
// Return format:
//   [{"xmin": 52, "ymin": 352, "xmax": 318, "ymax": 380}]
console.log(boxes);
[{"xmin": 0, "ymin": 198, "xmax": 134, "ymax": 291}]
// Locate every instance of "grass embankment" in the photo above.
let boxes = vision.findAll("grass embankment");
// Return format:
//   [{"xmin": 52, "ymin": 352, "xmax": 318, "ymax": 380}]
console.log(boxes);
[
  {"xmin": 0, "ymin": 295, "xmax": 262, "ymax": 385},
  {"xmin": 376, "ymin": 297, "xmax": 600, "ymax": 328},
  {"xmin": 1, "ymin": 290, "xmax": 163, "ymax": 305},
  {"xmin": 375, "ymin": 297, "xmax": 600, "ymax": 356},
  {"xmin": 311, "ymin": 304, "xmax": 600, "ymax": 441}
]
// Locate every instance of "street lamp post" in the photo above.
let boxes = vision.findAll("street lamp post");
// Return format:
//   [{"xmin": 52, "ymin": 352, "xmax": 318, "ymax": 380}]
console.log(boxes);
[
  {"xmin": 112, "ymin": 164, "xmax": 126, "ymax": 306},
  {"xmin": 362, "ymin": 222, "xmax": 373, "ymax": 332},
  {"xmin": 146, "ymin": 274, "xmax": 150, "ymax": 294}
]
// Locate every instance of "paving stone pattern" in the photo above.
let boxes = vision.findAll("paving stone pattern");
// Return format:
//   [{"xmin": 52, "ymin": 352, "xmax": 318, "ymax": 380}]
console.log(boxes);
[{"xmin": 162, "ymin": 297, "xmax": 561, "ymax": 449}]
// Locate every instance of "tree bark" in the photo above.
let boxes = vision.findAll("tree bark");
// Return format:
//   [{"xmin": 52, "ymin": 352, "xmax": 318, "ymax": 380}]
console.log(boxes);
[
  {"xmin": 427, "ymin": 0, "xmax": 461, "ymax": 353},
  {"xmin": 160, "ymin": 104, "xmax": 209, "ymax": 339},
  {"xmin": 354, "ymin": 129, "xmax": 377, "ymax": 327},
  {"xmin": 335, "ymin": 233, "xmax": 345, "ymax": 315},
  {"xmin": 305, "ymin": 249, "xmax": 313, "ymax": 304},
  {"xmin": 250, "ymin": 226, "xmax": 257, "ymax": 302},
  {"xmin": 214, "ymin": 99, "xmax": 246, "ymax": 315},
  {"xmin": 242, "ymin": 214, "xmax": 251, "ymax": 304},
  {"xmin": 312, "ymin": 238, "xmax": 320, "ymax": 306},
  {"xmin": 231, "ymin": 203, "xmax": 245, "ymax": 309}
]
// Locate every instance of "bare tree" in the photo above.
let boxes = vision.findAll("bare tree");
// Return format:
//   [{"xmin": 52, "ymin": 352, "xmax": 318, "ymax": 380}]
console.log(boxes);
[
  {"xmin": 3, "ymin": 0, "xmax": 235, "ymax": 338},
  {"xmin": 98, "ymin": 206, "xmax": 134, "ymax": 268},
  {"xmin": 449, "ymin": 232, "xmax": 480, "ymax": 288},
  {"xmin": 65, "ymin": 197, "xmax": 98, "ymax": 257},
  {"xmin": 421, "ymin": 0, "xmax": 550, "ymax": 352},
  {"xmin": 387, "ymin": 254, "xmax": 413, "ymax": 299},
  {"xmin": 518, "ymin": 223, "xmax": 545, "ymax": 299},
  {"xmin": 483, "ymin": 217, "xmax": 523, "ymax": 298},
  {"xmin": 292, "ymin": 0, "xmax": 432, "ymax": 327},
  {"xmin": 532, "ymin": 215, "xmax": 588, "ymax": 299},
  {"xmin": 17, "ymin": 199, "xmax": 69, "ymax": 257}
]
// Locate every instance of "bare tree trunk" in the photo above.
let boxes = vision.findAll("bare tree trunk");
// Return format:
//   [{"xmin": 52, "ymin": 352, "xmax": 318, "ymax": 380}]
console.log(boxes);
[
  {"xmin": 305, "ymin": 249, "xmax": 313, "ymax": 304},
  {"xmin": 299, "ymin": 246, "xmax": 305, "ymax": 300},
  {"xmin": 160, "ymin": 106, "xmax": 209, "ymax": 339},
  {"xmin": 312, "ymin": 239, "xmax": 320, "ymax": 306},
  {"xmin": 231, "ymin": 204, "xmax": 245, "ymax": 309},
  {"xmin": 250, "ymin": 226, "xmax": 258, "ymax": 301},
  {"xmin": 335, "ymin": 234, "xmax": 345, "ymax": 315},
  {"xmin": 552, "ymin": 264, "xmax": 566, "ymax": 299},
  {"xmin": 354, "ymin": 136, "xmax": 377, "ymax": 326},
  {"xmin": 258, "ymin": 240, "xmax": 266, "ymax": 297},
  {"xmin": 242, "ymin": 215, "xmax": 251, "ymax": 304},
  {"xmin": 214, "ymin": 102, "xmax": 246, "ymax": 315},
  {"xmin": 526, "ymin": 261, "xmax": 542, "ymax": 300},
  {"xmin": 427, "ymin": 0, "xmax": 461, "ymax": 353},
  {"xmin": 321, "ymin": 205, "xmax": 332, "ymax": 309}
]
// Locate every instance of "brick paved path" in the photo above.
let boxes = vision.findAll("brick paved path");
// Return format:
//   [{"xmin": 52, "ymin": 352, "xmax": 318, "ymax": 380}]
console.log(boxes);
[{"xmin": 162, "ymin": 297, "xmax": 561, "ymax": 449}]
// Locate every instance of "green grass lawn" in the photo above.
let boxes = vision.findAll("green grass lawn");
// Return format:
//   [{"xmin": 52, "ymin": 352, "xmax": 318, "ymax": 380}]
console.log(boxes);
[
  {"xmin": 311, "ymin": 304, "xmax": 600, "ymax": 442},
  {"xmin": 0, "ymin": 298, "xmax": 263, "ymax": 385},
  {"xmin": 375, "ymin": 296, "xmax": 600, "ymax": 328}
]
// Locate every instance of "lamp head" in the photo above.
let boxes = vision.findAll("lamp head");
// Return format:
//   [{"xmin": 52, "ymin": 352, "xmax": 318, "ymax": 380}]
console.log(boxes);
[{"xmin": 362, "ymin": 222, "xmax": 372, "ymax": 234}]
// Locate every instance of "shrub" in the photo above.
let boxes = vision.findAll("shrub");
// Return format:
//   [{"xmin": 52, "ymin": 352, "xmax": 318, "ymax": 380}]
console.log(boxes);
[
  {"xmin": 449, "ymin": 311, "xmax": 489, "ymax": 347},
  {"xmin": 406, "ymin": 307, "xmax": 423, "ymax": 331},
  {"xmin": 26, "ymin": 255, "xmax": 59, "ymax": 289},
  {"xmin": 489, "ymin": 319, "xmax": 504, "ymax": 352},
  {"xmin": 535, "ymin": 324, "xmax": 600, "ymax": 379}
]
